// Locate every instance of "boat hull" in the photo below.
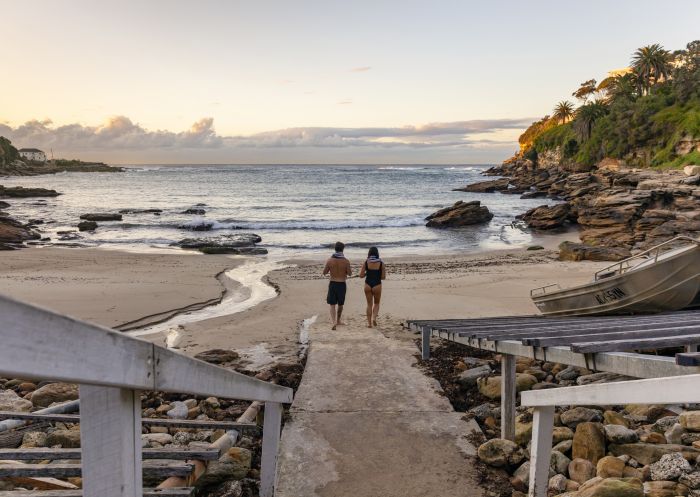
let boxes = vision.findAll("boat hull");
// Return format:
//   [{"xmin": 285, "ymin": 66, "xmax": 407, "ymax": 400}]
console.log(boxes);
[{"xmin": 532, "ymin": 245, "xmax": 700, "ymax": 317}]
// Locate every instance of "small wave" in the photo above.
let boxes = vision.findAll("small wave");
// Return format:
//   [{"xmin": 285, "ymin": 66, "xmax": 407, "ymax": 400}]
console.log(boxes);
[
  {"xmin": 178, "ymin": 216, "xmax": 424, "ymax": 231},
  {"xmin": 444, "ymin": 166, "xmax": 478, "ymax": 171},
  {"xmin": 268, "ymin": 238, "xmax": 437, "ymax": 250},
  {"xmin": 377, "ymin": 166, "xmax": 429, "ymax": 171}
]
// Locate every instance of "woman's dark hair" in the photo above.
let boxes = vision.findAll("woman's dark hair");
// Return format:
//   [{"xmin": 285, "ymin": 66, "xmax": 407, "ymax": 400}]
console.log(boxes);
[{"xmin": 368, "ymin": 246, "xmax": 379, "ymax": 258}]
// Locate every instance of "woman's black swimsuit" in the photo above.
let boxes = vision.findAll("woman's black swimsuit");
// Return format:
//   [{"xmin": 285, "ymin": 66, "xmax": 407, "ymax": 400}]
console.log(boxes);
[{"xmin": 364, "ymin": 261, "xmax": 383, "ymax": 288}]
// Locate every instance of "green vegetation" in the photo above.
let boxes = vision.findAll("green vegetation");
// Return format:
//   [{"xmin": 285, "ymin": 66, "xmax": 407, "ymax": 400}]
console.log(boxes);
[
  {"xmin": 520, "ymin": 40, "xmax": 700, "ymax": 169},
  {"xmin": 0, "ymin": 136, "xmax": 19, "ymax": 165}
]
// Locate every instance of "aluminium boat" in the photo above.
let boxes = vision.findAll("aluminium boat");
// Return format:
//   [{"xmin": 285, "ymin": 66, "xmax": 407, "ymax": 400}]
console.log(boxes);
[{"xmin": 531, "ymin": 236, "xmax": 700, "ymax": 316}]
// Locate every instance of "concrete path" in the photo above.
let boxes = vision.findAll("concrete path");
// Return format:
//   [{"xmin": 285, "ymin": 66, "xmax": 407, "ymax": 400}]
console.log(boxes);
[{"xmin": 275, "ymin": 315, "xmax": 485, "ymax": 497}]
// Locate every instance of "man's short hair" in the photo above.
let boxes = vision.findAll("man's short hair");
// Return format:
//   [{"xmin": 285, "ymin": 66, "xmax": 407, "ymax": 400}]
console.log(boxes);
[{"xmin": 334, "ymin": 241, "xmax": 345, "ymax": 252}]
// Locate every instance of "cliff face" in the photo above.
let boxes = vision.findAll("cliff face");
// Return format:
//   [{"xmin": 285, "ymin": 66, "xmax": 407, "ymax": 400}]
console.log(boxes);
[{"xmin": 486, "ymin": 156, "xmax": 700, "ymax": 252}]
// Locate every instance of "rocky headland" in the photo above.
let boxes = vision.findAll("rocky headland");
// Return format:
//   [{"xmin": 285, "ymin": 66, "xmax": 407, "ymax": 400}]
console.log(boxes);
[{"xmin": 472, "ymin": 156, "xmax": 700, "ymax": 260}]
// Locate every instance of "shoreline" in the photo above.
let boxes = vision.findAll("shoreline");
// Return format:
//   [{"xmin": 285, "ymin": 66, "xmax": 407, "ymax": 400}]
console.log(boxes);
[{"xmin": 0, "ymin": 239, "xmax": 604, "ymax": 371}]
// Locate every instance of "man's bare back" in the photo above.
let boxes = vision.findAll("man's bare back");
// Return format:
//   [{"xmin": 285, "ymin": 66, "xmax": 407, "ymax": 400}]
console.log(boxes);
[{"xmin": 323, "ymin": 257, "xmax": 351, "ymax": 281}]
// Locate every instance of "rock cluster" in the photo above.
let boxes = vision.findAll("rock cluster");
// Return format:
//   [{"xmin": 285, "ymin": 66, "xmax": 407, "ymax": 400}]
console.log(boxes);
[
  {"xmin": 420, "ymin": 343, "xmax": 700, "ymax": 497},
  {"xmin": 171, "ymin": 234, "xmax": 267, "ymax": 255},
  {"xmin": 0, "ymin": 357, "xmax": 304, "ymax": 494},
  {"xmin": 479, "ymin": 157, "xmax": 700, "ymax": 253},
  {"xmin": 425, "ymin": 200, "xmax": 494, "ymax": 228}
]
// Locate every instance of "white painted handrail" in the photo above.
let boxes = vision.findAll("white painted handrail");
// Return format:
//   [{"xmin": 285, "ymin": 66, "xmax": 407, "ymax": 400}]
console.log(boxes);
[
  {"xmin": 0, "ymin": 293, "xmax": 293, "ymax": 497},
  {"xmin": 520, "ymin": 373, "xmax": 700, "ymax": 497}
]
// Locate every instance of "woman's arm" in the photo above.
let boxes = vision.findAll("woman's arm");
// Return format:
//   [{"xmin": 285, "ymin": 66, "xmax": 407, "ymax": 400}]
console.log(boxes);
[
  {"xmin": 381, "ymin": 263, "xmax": 386, "ymax": 280},
  {"xmin": 359, "ymin": 261, "xmax": 366, "ymax": 278}
]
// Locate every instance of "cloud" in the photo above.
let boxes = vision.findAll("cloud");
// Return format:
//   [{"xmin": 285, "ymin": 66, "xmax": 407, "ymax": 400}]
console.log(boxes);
[
  {"xmin": 337, "ymin": 99, "xmax": 353, "ymax": 105},
  {"xmin": 0, "ymin": 116, "xmax": 531, "ymax": 154},
  {"xmin": 350, "ymin": 66, "xmax": 372, "ymax": 72}
]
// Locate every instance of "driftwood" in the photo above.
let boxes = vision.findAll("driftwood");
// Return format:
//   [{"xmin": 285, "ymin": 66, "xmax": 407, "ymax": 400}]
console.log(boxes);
[{"xmin": 0, "ymin": 422, "xmax": 50, "ymax": 449}]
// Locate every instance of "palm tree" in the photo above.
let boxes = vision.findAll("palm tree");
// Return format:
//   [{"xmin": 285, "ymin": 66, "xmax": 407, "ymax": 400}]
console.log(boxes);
[
  {"xmin": 573, "ymin": 100, "xmax": 608, "ymax": 141},
  {"xmin": 552, "ymin": 101, "xmax": 575, "ymax": 125},
  {"xmin": 631, "ymin": 44, "xmax": 672, "ymax": 94},
  {"xmin": 597, "ymin": 74, "xmax": 638, "ymax": 102}
]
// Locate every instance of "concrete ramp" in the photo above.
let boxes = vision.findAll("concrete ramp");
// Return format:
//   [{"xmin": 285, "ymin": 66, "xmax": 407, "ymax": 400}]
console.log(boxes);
[{"xmin": 276, "ymin": 316, "xmax": 484, "ymax": 497}]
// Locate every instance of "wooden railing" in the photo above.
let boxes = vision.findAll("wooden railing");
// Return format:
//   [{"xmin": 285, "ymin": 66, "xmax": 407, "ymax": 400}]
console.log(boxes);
[
  {"xmin": 0, "ymin": 293, "xmax": 294, "ymax": 497},
  {"xmin": 521, "ymin": 373, "xmax": 700, "ymax": 497}
]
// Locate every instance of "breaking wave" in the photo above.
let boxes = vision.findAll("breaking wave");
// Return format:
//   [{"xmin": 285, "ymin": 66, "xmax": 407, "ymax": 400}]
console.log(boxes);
[{"xmin": 178, "ymin": 216, "xmax": 424, "ymax": 231}]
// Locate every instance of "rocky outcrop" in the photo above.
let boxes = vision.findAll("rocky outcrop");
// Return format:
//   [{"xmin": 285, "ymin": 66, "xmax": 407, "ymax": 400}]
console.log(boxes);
[
  {"xmin": 478, "ymin": 155, "xmax": 700, "ymax": 253},
  {"xmin": 182, "ymin": 208, "xmax": 206, "ymax": 215},
  {"xmin": 453, "ymin": 178, "xmax": 510, "ymax": 193},
  {"xmin": 518, "ymin": 204, "xmax": 572, "ymax": 230},
  {"xmin": 78, "ymin": 220, "xmax": 98, "ymax": 231},
  {"xmin": 79, "ymin": 213, "xmax": 122, "ymax": 221},
  {"xmin": 0, "ymin": 185, "xmax": 60, "ymax": 197},
  {"xmin": 425, "ymin": 200, "xmax": 494, "ymax": 228},
  {"xmin": 558, "ymin": 241, "xmax": 632, "ymax": 262},
  {"xmin": 171, "ymin": 234, "xmax": 267, "ymax": 255},
  {"xmin": 0, "ymin": 213, "xmax": 41, "ymax": 249}
]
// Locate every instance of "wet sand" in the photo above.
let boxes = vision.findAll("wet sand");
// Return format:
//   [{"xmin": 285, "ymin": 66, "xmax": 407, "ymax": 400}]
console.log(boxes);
[{"xmin": 0, "ymin": 243, "xmax": 607, "ymax": 370}]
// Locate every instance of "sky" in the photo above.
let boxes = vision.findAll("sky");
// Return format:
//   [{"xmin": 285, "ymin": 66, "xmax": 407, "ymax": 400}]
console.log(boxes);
[{"xmin": 2, "ymin": 0, "xmax": 699, "ymax": 164}]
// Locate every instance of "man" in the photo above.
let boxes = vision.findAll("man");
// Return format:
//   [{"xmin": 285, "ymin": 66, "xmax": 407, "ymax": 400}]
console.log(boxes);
[{"xmin": 323, "ymin": 241, "xmax": 352, "ymax": 330}]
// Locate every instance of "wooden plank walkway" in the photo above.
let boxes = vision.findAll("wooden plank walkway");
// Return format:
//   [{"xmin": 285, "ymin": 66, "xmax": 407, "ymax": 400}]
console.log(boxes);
[
  {"xmin": 0, "ymin": 462, "xmax": 194, "ymax": 479},
  {"xmin": 276, "ymin": 316, "xmax": 485, "ymax": 497},
  {"xmin": 0, "ymin": 490, "xmax": 193, "ymax": 497},
  {"xmin": 0, "ymin": 447, "xmax": 220, "ymax": 461}
]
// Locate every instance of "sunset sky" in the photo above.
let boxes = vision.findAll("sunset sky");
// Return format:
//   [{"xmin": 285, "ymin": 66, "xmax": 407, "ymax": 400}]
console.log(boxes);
[{"xmin": 3, "ymin": 0, "xmax": 699, "ymax": 164}]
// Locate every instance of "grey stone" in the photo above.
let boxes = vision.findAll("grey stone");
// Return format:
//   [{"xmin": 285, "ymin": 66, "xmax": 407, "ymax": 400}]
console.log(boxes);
[
  {"xmin": 604, "ymin": 424, "xmax": 639, "ymax": 444},
  {"xmin": 0, "ymin": 389, "xmax": 32, "ymax": 412},
  {"xmin": 561, "ymin": 407, "xmax": 602, "ymax": 428},
  {"xmin": 649, "ymin": 452, "xmax": 692, "ymax": 481},
  {"xmin": 166, "ymin": 401, "xmax": 189, "ymax": 420},
  {"xmin": 457, "ymin": 365, "xmax": 492, "ymax": 387}
]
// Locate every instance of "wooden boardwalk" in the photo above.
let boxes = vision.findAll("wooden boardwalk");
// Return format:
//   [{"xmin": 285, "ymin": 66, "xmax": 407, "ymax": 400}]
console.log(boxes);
[{"xmin": 275, "ymin": 317, "xmax": 485, "ymax": 497}]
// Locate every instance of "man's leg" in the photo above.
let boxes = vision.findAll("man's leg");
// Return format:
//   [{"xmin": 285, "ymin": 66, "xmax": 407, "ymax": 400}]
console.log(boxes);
[
  {"xmin": 336, "ymin": 305, "xmax": 344, "ymax": 326},
  {"xmin": 329, "ymin": 304, "xmax": 337, "ymax": 330}
]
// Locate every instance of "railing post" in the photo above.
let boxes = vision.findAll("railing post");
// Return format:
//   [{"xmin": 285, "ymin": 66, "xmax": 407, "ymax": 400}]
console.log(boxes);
[
  {"xmin": 421, "ymin": 328, "xmax": 431, "ymax": 360},
  {"xmin": 528, "ymin": 406, "xmax": 554, "ymax": 497},
  {"xmin": 80, "ymin": 385, "xmax": 143, "ymax": 497},
  {"xmin": 260, "ymin": 401, "xmax": 283, "ymax": 497},
  {"xmin": 501, "ymin": 354, "xmax": 516, "ymax": 441}
]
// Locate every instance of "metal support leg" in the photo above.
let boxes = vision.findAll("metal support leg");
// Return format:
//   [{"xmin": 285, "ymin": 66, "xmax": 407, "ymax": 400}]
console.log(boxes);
[
  {"xmin": 501, "ymin": 354, "xmax": 516, "ymax": 441},
  {"xmin": 260, "ymin": 401, "xmax": 283, "ymax": 497},
  {"xmin": 528, "ymin": 406, "xmax": 554, "ymax": 497},
  {"xmin": 421, "ymin": 328, "xmax": 431, "ymax": 360}
]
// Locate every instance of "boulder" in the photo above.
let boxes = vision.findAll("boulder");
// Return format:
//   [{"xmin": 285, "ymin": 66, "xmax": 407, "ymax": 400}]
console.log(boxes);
[
  {"xmin": 453, "ymin": 178, "xmax": 510, "ymax": 193},
  {"xmin": 604, "ymin": 424, "xmax": 639, "ymax": 444},
  {"xmin": 476, "ymin": 373, "xmax": 538, "ymax": 399},
  {"xmin": 0, "ymin": 389, "xmax": 33, "ymax": 412},
  {"xmin": 679, "ymin": 471, "xmax": 700, "ymax": 490},
  {"xmin": 604, "ymin": 410, "xmax": 629, "ymax": 427},
  {"xmin": 552, "ymin": 426, "xmax": 575, "ymax": 444},
  {"xmin": 596, "ymin": 455, "xmax": 625, "ymax": 478},
  {"xmin": 558, "ymin": 241, "xmax": 631, "ymax": 262},
  {"xmin": 46, "ymin": 429, "xmax": 81, "ymax": 448},
  {"xmin": 561, "ymin": 407, "xmax": 602, "ymax": 429},
  {"xmin": 649, "ymin": 452, "xmax": 692, "ymax": 481},
  {"xmin": 608, "ymin": 443, "xmax": 700, "ymax": 465},
  {"xmin": 166, "ymin": 401, "xmax": 188, "ymax": 420},
  {"xmin": 578, "ymin": 478, "xmax": 644, "ymax": 497},
  {"xmin": 477, "ymin": 438, "xmax": 524, "ymax": 467},
  {"xmin": 569, "ymin": 458, "xmax": 596, "ymax": 484},
  {"xmin": 0, "ymin": 186, "xmax": 60, "ymax": 197},
  {"xmin": 142, "ymin": 433, "xmax": 174, "ymax": 446},
  {"xmin": 518, "ymin": 203, "xmax": 571, "ymax": 230},
  {"xmin": 425, "ymin": 201, "xmax": 494, "ymax": 228},
  {"xmin": 79, "ymin": 213, "xmax": 122, "ymax": 221},
  {"xmin": 664, "ymin": 423, "xmax": 686, "ymax": 445},
  {"xmin": 78, "ymin": 220, "xmax": 97, "ymax": 231},
  {"xmin": 194, "ymin": 349, "xmax": 240, "ymax": 364},
  {"xmin": 195, "ymin": 447, "xmax": 252, "ymax": 488},
  {"xmin": 572, "ymin": 422, "xmax": 606, "ymax": 465},
  {"xmin": 680, "ymin": 411, "xmax": 700, "ymax": 432},
  {"xmin": 652, "ymin": 416, "xmax": 679, "ymax": 434},
  {"xmin": 643, "ymin": 480, "xmax": 691, "ymax": 497},
  {"xmin": 515, "ymin": 413, "xmax": 533, "ymax": 446},
  {"xmin": 31, "ymin": 382, "xmax": 79, "ymax": 407},
  {"xmin": 171, "ymin": 234, "xmax": 267, "ymax": 255},
  {"xmin": 456, "ymin": 365, "xmax": 491, "ymax": 387},
  {"xmin": 182, "ymin": 208, "xmax": 206, "ymax": 215},
  {"xmin": 21, "ymin": 431, "xmax": 48, "ymax": 448}
]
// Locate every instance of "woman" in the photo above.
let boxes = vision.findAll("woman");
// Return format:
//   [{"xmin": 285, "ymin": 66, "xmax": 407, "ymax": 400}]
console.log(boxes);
[{"xmin": 359, "ymin": 247, "xmax": 386, "ymax": 328}]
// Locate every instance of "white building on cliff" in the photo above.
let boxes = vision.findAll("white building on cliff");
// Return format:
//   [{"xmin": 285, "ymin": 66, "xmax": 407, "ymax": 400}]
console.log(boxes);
[{"xmin": 18, "ymin": 148, "xmax": 47, "ymax": 163}]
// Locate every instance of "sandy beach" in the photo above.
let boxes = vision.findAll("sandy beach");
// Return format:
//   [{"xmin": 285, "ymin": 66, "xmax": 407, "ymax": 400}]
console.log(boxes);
[{"xmin": 0, "ymin": 243, "xmax": 608, "ymax": 368}]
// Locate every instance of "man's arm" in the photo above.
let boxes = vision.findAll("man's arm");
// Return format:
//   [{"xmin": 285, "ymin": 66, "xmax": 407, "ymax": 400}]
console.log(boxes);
[
  {"xmin": 346, "ymin": 260, "xmax": 352, "ymax": 277},
  {"xmin": 323, "ymin": 260, "xmax": 331, "ymax": 276}
]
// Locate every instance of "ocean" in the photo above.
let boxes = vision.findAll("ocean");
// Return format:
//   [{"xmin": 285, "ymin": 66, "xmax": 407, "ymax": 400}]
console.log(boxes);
[{"xmin": 2, "ymin": 164, "xmax": 552, "ymax": 257}]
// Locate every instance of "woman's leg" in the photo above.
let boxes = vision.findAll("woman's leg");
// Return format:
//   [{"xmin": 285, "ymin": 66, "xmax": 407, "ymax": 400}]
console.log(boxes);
[
  {"xmin": 364, "ymin": 284, "xmax": 373, "ymax": 327},
  {"xmin": 371, "ymin": 285, "xmax": 382, "ymax": 326}
]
